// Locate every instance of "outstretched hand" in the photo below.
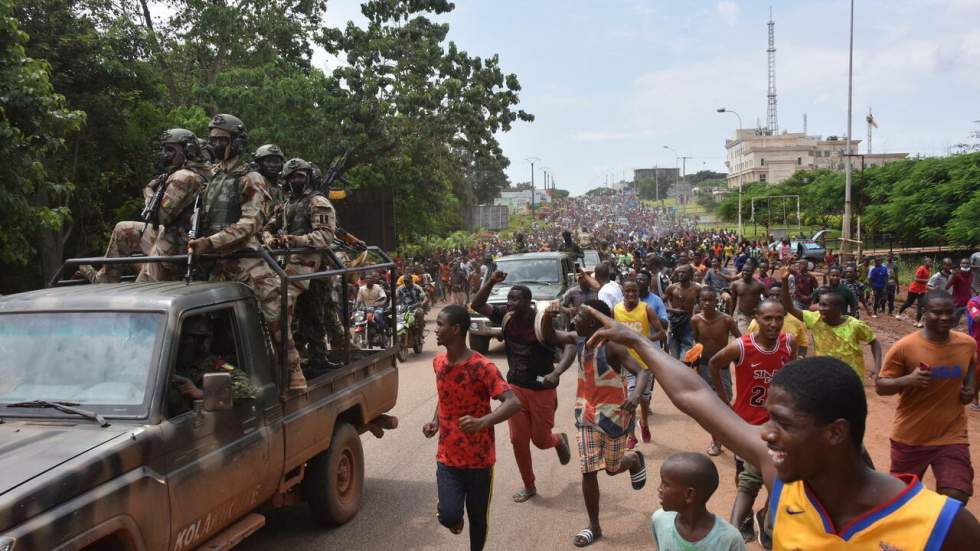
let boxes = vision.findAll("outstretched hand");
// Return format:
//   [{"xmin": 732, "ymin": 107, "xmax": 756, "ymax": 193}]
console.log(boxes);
[{"xmin": 582, "ymin": 305, "xmax": 642, "ymax": 349}]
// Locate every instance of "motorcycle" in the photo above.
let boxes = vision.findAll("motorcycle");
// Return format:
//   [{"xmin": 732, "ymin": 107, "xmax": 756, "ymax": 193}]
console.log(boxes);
[
  {"xmin": 352, "ymin": 306, "xmax": 388, "ymax": 349},
  {"xmin": 395, "ymin": 303, "xmax": 425, "ymax": 362}
]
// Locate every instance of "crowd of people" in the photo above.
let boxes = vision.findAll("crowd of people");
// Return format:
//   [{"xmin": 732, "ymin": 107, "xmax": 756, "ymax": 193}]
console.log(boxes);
[{"xmin": 421, "ymin": 192, "xmax": 980, "ymax": 550}]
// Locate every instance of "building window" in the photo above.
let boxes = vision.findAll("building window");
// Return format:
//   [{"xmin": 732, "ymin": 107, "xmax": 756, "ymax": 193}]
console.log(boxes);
[
  {"xmin": 760, "ymin": 158, "xmax": 766, "ymax": 166},
  {"xmin": 797, "ymin": 157, "xmax": 802, "ymax": 165},
  {"xmin": 759, "ymin": 174, "xmax": 767, "ymax": 182}
]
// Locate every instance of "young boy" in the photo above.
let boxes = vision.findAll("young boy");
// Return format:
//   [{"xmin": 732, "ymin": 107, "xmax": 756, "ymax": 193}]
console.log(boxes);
[
  {"xmin": 614, "ymin": 278, "xmax": 666, "ymax": 447},
  {"xmin": 422, "ymin": 305, "xmax": 521, "ymax": 551},
  {"xmin": 691, "ymin": 287, "xmax": 740, "ymax": 456},
  {"xmin": 651, "ymin": 452, "xmax": 746, "ymax": 550},
  {"xmin": 540, "ymin": 300, "xmax": 650, "ymax": 548},
  {"xmin": 709, "ymin": 299, "xmax": 794, "ymax": 545},
  {"xmin": 581, "ymin": 307, "xmax": 980, "ymax": 549},
  {"xmin": 876, "ymin": 291, "xmax": 977, "ymax": 505}
]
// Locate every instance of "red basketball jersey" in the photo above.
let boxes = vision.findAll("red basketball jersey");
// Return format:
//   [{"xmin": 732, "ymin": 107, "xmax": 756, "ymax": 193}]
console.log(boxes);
[{"xmin": 732, "ymin": 333, "xmax": 792, "ymax": 425}]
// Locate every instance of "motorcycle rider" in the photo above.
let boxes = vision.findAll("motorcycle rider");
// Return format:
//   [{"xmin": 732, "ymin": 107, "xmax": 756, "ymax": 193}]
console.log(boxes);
[
  {"xmin": 397, "ymin": 272, "xmax": 430, "ymax": 315},
  {"xmin": 356, "ymin": 272, "xmax": 389, "ymax": 336},
  {"xmin": 262, "ymin": 158, "xmax": 337, "ymax": 370}
]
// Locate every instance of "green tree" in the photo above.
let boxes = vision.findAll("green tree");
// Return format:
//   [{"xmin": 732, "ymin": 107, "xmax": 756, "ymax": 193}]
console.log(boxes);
[{"xmin": 0, "ymin": 0, "xmax": 84, "ymax": 289}]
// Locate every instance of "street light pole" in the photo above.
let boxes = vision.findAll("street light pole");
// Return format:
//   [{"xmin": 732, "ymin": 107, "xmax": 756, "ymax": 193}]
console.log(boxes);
[
  {"xmin": 717, "ymin": 107, "xmax": 744, "ymax": 237},
  {"xmin": 525, "ymin": 157, "xmax": 540, "ymax": 218},
  {"xmin": 663, "ymin": 146, "xmax": 679, "ymax": 209},
  {"xmin": 842, "ymin": 0, "xmax": 855, "ymax": 256}
]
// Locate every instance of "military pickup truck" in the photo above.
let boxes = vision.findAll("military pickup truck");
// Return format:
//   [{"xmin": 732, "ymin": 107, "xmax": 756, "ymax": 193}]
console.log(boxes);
[
  {"xmin": 467, "ymin": 251, "xmax": 577, "ymax": 354},
  {"xmin": 0, "ymin": 248, "xmax": 398, "ymax": 551}
]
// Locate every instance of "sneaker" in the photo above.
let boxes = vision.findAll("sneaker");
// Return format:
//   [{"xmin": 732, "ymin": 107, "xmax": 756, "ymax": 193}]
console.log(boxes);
[
  {"xmin": 626, "ymin": 436, "xmax": 637, "ymax": 450},
  {"xmin": 738, "ymin": 515, "xmax": 756, "ymax": 543},
  {"xmin": 894, "ymin": 314, "xmax": 903, "ymax": 320},
  {"xmin": 872, "ymin": 314, "xmax": 879, "ymax": 318},
  {"xmin": 757, "ymin": 509, "xmax": 772, "ymax": 550}
]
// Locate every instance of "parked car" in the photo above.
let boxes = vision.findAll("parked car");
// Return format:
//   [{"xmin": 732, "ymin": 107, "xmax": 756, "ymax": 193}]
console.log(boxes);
[{"xmin": 768, "ymin": 239, "xmax": 826, "ymax": 262}]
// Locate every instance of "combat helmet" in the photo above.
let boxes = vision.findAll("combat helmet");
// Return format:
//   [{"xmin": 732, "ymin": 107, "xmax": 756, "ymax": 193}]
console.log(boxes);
[
  {"xmin": 208, "ymin": 114, "xmax": 247, "ymax": 140},
  {"xmin": 281, "ymin": 158, "xmax": 313, "ymax": 179},
  {"xmin": 160, "ymin": 128, "xmax": 199, "ymax": 147},
  {"xmin": 253, "ymin": 144, "xmax": 284, "ymax": 161}
]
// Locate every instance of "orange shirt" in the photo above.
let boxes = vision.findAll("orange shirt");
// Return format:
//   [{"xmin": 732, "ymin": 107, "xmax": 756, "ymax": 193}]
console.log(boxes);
[
  {"xmin": 880, "ymin": 331, "xmax": 977, "ymax": 446},
  {"xmin": 908, "ymin": 265, "xmax": 930, "ymax": 294}
]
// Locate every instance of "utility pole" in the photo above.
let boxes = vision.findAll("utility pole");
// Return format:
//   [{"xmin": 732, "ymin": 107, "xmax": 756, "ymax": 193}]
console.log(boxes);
[
  {"xmin": 842, "ymin": 0, "xmax": 854, "ymax": 255},
  {"xmin": 717, "ymin": 108, "xmax": 744, "ymax": 237}
]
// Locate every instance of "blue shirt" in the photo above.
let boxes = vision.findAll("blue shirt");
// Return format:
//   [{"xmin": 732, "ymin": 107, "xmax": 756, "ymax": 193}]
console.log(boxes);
[
  {"xmin": 869, "ymin": 265, "xmax": 889, "ymax": 288},
  {"xmin": 642, "ymin": 292, "xmax": 668, "ymax": 325}
]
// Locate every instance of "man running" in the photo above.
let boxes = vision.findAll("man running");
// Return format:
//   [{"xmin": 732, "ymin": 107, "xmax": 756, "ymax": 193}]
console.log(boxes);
[
  {"xmin": 691, "ymin": 287, "xmax": 740, "ymax": 456},
  {"xmin": 898, "ymin": 256, "xmax": 933, "ymax": 328},
  {"xmin": 709, "ymin": 299, "xmax": 794, "ymax": 545},
  {"xmin": 876, "ymin": 291, "xmax": 977, "ymax": 506},
  {"xmin": 580, "ymin": 308, "xmax": 980, "ymax": 549},
  {"xmin": 731, "ymin": 261, "xmax": 766, "ymax": 334},
  {"xmin": 614, "ymin": 278, "xmax": 666, "ymax": 447},
  {"xmin": 470, "ymin": 270, "xmax": 572, "ymax": 503},
  {"xmin": 423, "ymin": 305, "xmax": 521, "ymax": 551},
  {"xmin": 541, "ymin": 300, "xmax": 650, "ymax": 548},
  {"xmin": 664, "ymin": 264, "xmax": 701, "ymax": 360}
]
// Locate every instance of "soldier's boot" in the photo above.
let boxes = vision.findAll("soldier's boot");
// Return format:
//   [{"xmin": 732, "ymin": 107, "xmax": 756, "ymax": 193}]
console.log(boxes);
[{"xmin": 288, "ymin": 366, "xmax": 308, "ymax": 391}]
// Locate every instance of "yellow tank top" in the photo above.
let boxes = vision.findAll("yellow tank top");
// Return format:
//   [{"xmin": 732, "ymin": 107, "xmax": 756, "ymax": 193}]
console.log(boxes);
[
  {"xmin": 614, "ymin": 302, "xmax": 651, "ymax": 369},
  {"xmin": 769, "ymin": 474, "xmax": 962, "ymax": 550}
]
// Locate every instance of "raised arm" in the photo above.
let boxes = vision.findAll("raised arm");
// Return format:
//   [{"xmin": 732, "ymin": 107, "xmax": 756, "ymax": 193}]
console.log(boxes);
[
  {"xmin": 779, "ymin": 268, "xmax": 804, "ymax": 321},
  {"xmin": 470, "ymin": 270, "xmax": 506, "ymax": 317},
  {"xmin": 585, "ymin": 307, "xmax": 771, "ymax": 484}
]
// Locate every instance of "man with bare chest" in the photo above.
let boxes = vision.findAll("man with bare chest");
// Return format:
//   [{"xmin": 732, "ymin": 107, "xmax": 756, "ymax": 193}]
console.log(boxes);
[
  {"xmin": 730, "ymin": 262, "xmax": 766, "ymax": 334},
  {"xmin": 665, "ymin": 265, "xmax": 701, "ymax": 359},
  {"xmin": 692, "ymin": 288, "xmax": 740, "ymax": 456}
]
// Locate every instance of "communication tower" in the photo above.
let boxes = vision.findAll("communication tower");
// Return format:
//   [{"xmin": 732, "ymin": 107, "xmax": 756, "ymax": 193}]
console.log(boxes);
[{"xmin": 766, "ymin": 8, "xmax": 778, "ymax": 135}]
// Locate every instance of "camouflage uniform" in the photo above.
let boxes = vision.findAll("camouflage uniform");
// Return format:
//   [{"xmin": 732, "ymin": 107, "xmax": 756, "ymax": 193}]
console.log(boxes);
[
  {"xmin": 263, "ymin": 159, "xmax": 337, "ymax": 366},
  {"xmin": 199, "ymin": 153, "xmax": 305, "ymax": 390},
  {"xmin": 170, "ymin": 355, "xmax": 256, "ymax": 415},
  {"xmin": 79, "ymin": 181, "xmax": 158, "ymax": 283},
  {"xmin": 137, "ymin": 161, "xmax": 209, "ymax": 282}
]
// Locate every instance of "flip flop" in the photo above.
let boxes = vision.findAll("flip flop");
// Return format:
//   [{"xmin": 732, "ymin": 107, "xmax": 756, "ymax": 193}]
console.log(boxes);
[
  {"xmin": 573, "ymin": 528, "xmax": 601, "ymax": 547},
  {"xmin": 630, "ymin": 451, "xmax": 647, "ymax": 490},
  {"xmin": 706, "ymin": 443, "xmax": 722, "ymax": 456},
  {"xmin": 512, "ymin": 488, "xmax": 537, "ymax": 503}
]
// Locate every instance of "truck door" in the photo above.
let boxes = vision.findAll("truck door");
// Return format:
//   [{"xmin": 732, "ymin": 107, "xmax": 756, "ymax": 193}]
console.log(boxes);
[{"xmin": 162, "ymin": 306, "xmax": 273, "ymax": 551}]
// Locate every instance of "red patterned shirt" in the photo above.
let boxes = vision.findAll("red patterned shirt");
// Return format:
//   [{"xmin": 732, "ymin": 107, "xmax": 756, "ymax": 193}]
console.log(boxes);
[{"xmin": 434, "ymin": 352, "xmax": 510, "ymax": 469}]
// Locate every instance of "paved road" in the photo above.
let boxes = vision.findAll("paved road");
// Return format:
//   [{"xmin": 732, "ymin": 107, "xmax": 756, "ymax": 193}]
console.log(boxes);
[{"xmin": 240, "ymin": 306, "xmax": 980, "ymax": 551}]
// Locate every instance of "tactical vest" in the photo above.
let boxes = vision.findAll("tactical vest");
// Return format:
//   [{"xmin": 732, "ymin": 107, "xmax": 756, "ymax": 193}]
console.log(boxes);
[
  {"xmin": 202, "ymin": 164, "xmax": 245, "ymax": 236},
  {"xmin": 285, "ymin": 191, "xmax": 323, "ymax": 236}
]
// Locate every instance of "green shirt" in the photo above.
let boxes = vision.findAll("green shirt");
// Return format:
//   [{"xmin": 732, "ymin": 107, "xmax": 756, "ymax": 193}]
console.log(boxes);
[
  {"xmin": 650, "ymin": 510, "xmax": 746, "ymax": 551},
  {"xmin": 800, "ymin": 310, "xmax": 875, "ymax": 377}
]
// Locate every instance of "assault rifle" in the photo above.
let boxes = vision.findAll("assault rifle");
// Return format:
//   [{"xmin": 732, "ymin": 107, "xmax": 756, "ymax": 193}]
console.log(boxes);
[
  {"xmin": 185, "ymin": 194, "xmax": 202, "ymax": 284},
  {"xmin": 139, "ymin": 170, "xmax": 174, "ymax": 237}
]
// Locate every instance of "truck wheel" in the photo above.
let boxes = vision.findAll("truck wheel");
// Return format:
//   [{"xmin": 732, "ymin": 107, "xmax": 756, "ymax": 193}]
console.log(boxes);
[
  {"xmin": 305, "ymin": 422, "xmax": 364, "ymax": 526},
  {"xmin": 469, "ymin": 334, "xmax": 490, "ymax": 354},
  {"xmin": 396, "ymin": 336, "xmax": 409, "ymax": 362}
]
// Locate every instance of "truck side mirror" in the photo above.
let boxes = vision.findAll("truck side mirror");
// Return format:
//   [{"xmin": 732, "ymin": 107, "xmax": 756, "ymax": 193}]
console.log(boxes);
[{"xmin": 203, "ymin": 372, "xmax": 233, "ymax": 411}]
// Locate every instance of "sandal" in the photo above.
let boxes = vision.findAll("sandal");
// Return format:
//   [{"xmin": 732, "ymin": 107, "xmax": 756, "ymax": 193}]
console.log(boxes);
[
  {"xmin": 706, "ymin": 442, "xmax": 722, "ymax": 456},
  {"xmin": 970, "ymin": 402, "xmax": 980, "ymax": 412},
  {"xmin": 641, "ymin": 424, "xmax": 651, "ymax": 443},
  {"xmin": 556, "ymin": 432, "xmax": 571, "ymax": 465},
  {"xmin": 573, "ymin": 528, "xmax": 601, "ymax": 547},
  {"xmin": 512, "ymin": 488, "xmax": 537, "ymax": 503},
  {"xmin": 630, "ymin": 451, "xmax": 647, "ymax": 490},
  {"xmin": 626, "ymin": 435, "xmax": 637, "ymax": 450}
]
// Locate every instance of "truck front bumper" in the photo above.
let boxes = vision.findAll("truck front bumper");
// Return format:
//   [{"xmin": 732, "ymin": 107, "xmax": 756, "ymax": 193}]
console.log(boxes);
[{"xmin": 469, "ymin": 317, "xmax": 502, "ymax": 338}]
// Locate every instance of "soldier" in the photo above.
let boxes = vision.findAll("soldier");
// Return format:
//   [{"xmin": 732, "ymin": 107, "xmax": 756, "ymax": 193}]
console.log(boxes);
[
  {"xmin": 263, "ymin": 158, "xmax": 337, "ymax": 370},
  {"xmin": 169, "ymin": 316, "xmax": 256, "ymax": 416},
  {"xmin": 253, "ymin": 143, "xmax": 286, "ymax": 219},
  {"xmin": 187, "ymin": 114, "xmax": 307, "ymax": 391},
  {"xmin": 136, "ymin": 128, "xmax": 211, "ymax": 282}
]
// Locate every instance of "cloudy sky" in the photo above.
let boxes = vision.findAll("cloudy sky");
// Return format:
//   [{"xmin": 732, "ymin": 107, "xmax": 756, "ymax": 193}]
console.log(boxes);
[{"xmin": 320, "ymin": 0, "xmax": 980, "ymax": 195}]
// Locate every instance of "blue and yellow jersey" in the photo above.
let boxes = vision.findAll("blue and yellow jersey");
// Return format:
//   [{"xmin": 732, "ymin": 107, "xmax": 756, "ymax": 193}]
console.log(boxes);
[{"xmin": 768, "ymin": 474, "xmax": 962, "ymax": 550}]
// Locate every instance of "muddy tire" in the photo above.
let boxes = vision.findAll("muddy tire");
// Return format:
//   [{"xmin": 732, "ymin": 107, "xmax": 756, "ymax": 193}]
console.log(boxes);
[
  {"xmin": 305, "ymin": 422, "xmax": 364, "ymax": 526},
  {"xmin": 469, "ymin": 334, "xmax": 490, "ymax": 354}
]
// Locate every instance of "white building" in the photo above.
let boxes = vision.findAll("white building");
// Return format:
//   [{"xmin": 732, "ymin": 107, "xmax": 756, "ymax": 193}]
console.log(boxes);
[
  {"xmin": 494, "ymin": 189, "xmax": 551, "ymax": 213},
  {"xmin": 724, "ymin": 129, "xmax": 907, "ymax": 188}
]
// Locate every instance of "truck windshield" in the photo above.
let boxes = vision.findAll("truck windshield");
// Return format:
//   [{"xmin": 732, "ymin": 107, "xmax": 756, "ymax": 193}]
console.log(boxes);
[
  {"xmin": 495, "ymin": 259, "xmax": 561, "ymax": 284},
  {"xmin": 0, "ymin": 312, "xmax": 162, "ymax": 415}
]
